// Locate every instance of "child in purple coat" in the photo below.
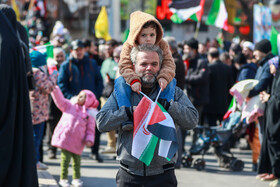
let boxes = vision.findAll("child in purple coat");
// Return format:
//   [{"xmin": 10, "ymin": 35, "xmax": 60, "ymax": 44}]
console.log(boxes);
[{"xmin": 51, "ymin": 86, "xmax": 98, "ymax": 187}]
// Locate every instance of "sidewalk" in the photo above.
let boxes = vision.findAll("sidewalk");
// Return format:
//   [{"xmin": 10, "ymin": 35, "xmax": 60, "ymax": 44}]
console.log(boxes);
[{"xmin": 38, "ymin": 170, "xmax": 58, "ymax": 187}]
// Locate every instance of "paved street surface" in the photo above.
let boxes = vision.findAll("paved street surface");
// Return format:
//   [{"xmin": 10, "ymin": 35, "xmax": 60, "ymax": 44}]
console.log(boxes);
[{"xmin": 41, "ymin": 133, "xmax": 271, "ymax": 187}]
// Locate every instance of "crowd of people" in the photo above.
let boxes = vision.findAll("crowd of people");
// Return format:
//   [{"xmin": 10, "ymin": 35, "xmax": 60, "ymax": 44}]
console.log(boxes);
[{"xmin": 0, "ymin": 3, "xmax": 280, "ymax": 187}]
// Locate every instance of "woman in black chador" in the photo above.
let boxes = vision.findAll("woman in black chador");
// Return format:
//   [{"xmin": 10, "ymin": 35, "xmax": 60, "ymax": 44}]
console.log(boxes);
[
  {"xmin": 257, "ymin": 56, "xmax": 280, "ymax": 187},
  {"xmin": 0, "ymin": 6, "xmax": 38, "ymax": 186}
]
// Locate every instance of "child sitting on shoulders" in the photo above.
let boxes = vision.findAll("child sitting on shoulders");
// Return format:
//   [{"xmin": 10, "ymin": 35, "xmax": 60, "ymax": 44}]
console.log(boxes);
[{"xmin": 117, "ymin": 10, "xmax": 176, "ymax": 131}]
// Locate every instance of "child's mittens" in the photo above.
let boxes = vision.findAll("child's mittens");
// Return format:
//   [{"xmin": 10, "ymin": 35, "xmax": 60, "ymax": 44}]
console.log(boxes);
[
  {"xmin": 131, "ymin": 82, "xmax": 141, "ymax": 94},
  {"xmin": 158, "ymin": 78, "xmax": 168, "ymax": 91},
  {"xmin": 86, "ymin": 141, "xmax": 93, "ymax": 148}
]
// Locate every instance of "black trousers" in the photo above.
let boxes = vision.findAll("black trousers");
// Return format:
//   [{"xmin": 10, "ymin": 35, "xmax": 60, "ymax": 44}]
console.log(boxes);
[
  {"xmin": 116, "ymin": 168, "xmax": 177, "ymax": 187},
  {"xmin": 91, "ymin": 126, "xmax": 101, "ymax": 154}
]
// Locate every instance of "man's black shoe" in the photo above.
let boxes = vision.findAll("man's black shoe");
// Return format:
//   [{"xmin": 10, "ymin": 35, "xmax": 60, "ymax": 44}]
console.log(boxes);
[{"xmin": 90, "ymin": 153, "xmax": 103, "ymax": 163}]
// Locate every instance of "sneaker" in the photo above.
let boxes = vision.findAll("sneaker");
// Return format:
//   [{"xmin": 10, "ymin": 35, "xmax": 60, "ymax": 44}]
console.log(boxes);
[
  {"xmin": 101, "ymin": 146, "xmax": 116, "ymax": 154},
  {"xmin": 270, "ymin": 179, "xmax": 280, "ymax": 187},
  {"xmin": 122, "ymin": 123, "xmax": 133, "ymax": 131},
  {"xmin": 36, "ymin": 161, "xmax": 48, "ymax": 170},
  {"xmin": 59, "ymin": 179, "xmax": 70, "ymax": 187},
  {"xmin": 72, "ymin": 179, "xmax": 83, "ymax": 187}
]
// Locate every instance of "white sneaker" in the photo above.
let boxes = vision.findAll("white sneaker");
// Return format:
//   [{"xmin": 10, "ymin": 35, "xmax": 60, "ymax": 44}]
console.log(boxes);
[
  {"xmin": 36, "ymin": 161, "xmax": 48, "ymax": 170},
  {"xmin": 59, "ymin": 179, "xmax": 70, "ymax": 187},
  {"xmin": 71, "ymin": 179, "xmax": 83, "ymax": 187}
]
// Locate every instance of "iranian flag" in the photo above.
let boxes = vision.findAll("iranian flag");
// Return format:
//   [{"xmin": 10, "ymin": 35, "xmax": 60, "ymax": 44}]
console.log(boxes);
[
  {"xmin": 132, "ymin": 94, "xmax": 178, "ymax": 166},
  {"xmin": 206, "ymin": 0, "xmax": 229, "ymax": 31},
  {"xmin": 32, "ymin": 42, "xmax": 57, "ymax": 74},
  {"xmin": 271, "ymin": 26, "xmax": 280, "ymax": 55},
  {"xmin": 169, "ymin": 0, "xmax": 203, "ymax": 24},
  {"xmin": 222, "ymin": 97, "xmax": 237, "ymax": 120}
]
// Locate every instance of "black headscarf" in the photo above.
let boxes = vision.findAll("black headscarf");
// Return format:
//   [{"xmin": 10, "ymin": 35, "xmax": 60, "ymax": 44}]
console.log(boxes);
[{"xmin": 0, "ymin": 10, "xmax": 38, "ymax": 187}]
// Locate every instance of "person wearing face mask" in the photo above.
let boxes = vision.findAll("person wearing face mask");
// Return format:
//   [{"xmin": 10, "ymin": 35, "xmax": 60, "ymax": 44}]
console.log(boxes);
[{"xmin": 183, "ymin": 38, "xmax": 209, "ymax": 128}]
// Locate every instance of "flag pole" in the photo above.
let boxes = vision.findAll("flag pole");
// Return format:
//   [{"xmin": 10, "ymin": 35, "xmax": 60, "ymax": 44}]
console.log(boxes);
[{"xmin": 194, "ymin": 21, "xmax": 201, "ymax": 39}]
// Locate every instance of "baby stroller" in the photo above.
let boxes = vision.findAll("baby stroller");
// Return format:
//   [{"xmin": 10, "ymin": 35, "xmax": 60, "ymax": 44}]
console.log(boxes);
[{"xmin": 182, "ymin": 111, "xmax": 245, "ymax": 171}]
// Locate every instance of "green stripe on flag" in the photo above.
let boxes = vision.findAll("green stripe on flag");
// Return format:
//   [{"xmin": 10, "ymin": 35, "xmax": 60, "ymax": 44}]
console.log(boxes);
[
  {"xmin": 139, "ymin": 135, "xmax": 158, "ymax": 166},
  {"xmin": 206, "ymin": 0, "xmax": 221, "ymax": 25},
  {"xmin": 45, "ymin": 42, "xmax": 54, "ymax": 59},
  {"xmin": 271, "ymin": 26, "xmax": 279, "ymax": 55},
  {"xmin": 190, "ymin": 13, "xmax": 198, "ymax": 21}
]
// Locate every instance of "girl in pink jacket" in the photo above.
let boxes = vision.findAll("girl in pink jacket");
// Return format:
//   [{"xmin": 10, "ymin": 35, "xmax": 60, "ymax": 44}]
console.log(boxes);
[{"xmin": 51, "ymin": 86, "xmax": 98, "ymax": 187}]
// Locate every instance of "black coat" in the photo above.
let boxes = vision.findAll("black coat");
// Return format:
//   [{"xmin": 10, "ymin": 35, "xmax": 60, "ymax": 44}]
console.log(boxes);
[
  {"xmin": 205, "ymin": 60, "xmax": 233, "ymax": 114},
  {"xmin": 173, "ymin": 51, "xmax": 185, "ymax": 90},
  {"xmin": 185, "ymin": 55, "xmax": 209, "ymax": 106},
  {"xmin": 258, "ymin": 69, "xmax": 280, "ymax": 176},
  {"xmin": 0, "ymin": 12, "xmax": 38, "ymax": 186}
]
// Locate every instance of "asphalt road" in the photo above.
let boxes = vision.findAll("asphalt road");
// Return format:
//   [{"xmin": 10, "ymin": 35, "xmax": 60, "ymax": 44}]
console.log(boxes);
[{"xmin": 43, "ymin": 133, "xmax": 271, "ymax": 187}]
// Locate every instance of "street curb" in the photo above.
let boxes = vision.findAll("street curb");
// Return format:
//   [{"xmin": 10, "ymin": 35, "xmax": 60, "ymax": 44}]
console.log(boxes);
[{"xmin": 38, "ymin": 170, "xmax": 58, "ymax": 187}]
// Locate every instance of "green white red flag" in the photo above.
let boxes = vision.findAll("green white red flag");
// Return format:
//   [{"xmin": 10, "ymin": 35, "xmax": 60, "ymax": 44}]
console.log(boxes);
[
  {"xmin": 132, "ymin": 93, "xmax": 178, "ymax": 165},
  {"xmin": 206, "ymin": 0, "xmax": 230, "ymax": 31}
]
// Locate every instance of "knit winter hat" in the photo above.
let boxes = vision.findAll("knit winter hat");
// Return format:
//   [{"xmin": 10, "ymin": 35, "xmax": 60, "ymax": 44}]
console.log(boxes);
[
  {"xmin": 185, "ymin": 37, "xmax": 198, "ymax": 50},
  {"xmin": 254, "ymin": 39, "xmax": 271, "ymax": 54},
  {"xmin": 30, "ymin": 50, "xmax": 47, "ymax": 68}
]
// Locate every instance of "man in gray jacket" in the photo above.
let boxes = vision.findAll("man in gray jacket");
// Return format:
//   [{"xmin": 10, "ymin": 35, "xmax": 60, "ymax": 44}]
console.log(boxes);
[{"xmin": 96, "ymin": 44, "xmax": 198, "ymax": 187}]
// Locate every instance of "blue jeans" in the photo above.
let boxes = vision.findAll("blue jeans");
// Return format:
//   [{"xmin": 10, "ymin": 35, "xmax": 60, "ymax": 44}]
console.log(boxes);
[
  {"xmin": 33, "ymin": 122, "xmax": 45, "ymax": 162},
  {"xmin": 114, "ymin": 77, "xmax": 176, "ymax": 108}
]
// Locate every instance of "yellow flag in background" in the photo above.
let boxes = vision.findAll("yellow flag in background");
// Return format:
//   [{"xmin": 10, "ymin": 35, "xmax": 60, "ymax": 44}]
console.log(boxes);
[
  {"xmin": 95, "ymin": 6, "xmax": 111, "ymax": 41},
  {"xmin": 12, "ymin": 0, "xmax": 20, "ymax": 21}
]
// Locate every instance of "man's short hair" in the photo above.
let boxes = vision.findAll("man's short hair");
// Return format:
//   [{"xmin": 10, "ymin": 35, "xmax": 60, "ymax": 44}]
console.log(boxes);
[
  {"xmin": 130, "ymin": 44, "xmax": 163, "ymax": 66},
  {"xmin": 164, "ymin": 36, "xmax": 177, "ymax": 51},
  {"xmin": 184, "ymin": 37, "xmax": 198, "ymax": 51},
  {"xmin": 208, "ymin": 47, "xmax": 219, "ymax": 58}
]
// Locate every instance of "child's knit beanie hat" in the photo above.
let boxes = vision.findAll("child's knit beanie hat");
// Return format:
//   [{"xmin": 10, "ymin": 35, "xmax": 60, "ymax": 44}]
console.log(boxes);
[{"xmin": 30, "ymin": 50, "xmax": 47, "ymax": 68}]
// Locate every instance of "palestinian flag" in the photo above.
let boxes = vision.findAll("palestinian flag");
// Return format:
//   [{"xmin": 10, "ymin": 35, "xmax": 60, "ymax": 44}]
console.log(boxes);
[
  {"xmin": 271, "ymin": 26, "xmax": 280, "ymax": 55},
  {"xmin": 169, "ymin": 0, "xmax": 203, "ymax": 24},
  {"xmin": 190, "ymin": 0, "xmax": 205, "ymax": 22},
  {"xmin": 132, "ymin": 94, "xmax": 178, "ymax": 165},
  {"xmin": 148, "ymin": 103, "xmax": 178, "ymax": 160},
  {"xmin": 206, "ymin": 0, "xmax": 230, "ymax": 31}
]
